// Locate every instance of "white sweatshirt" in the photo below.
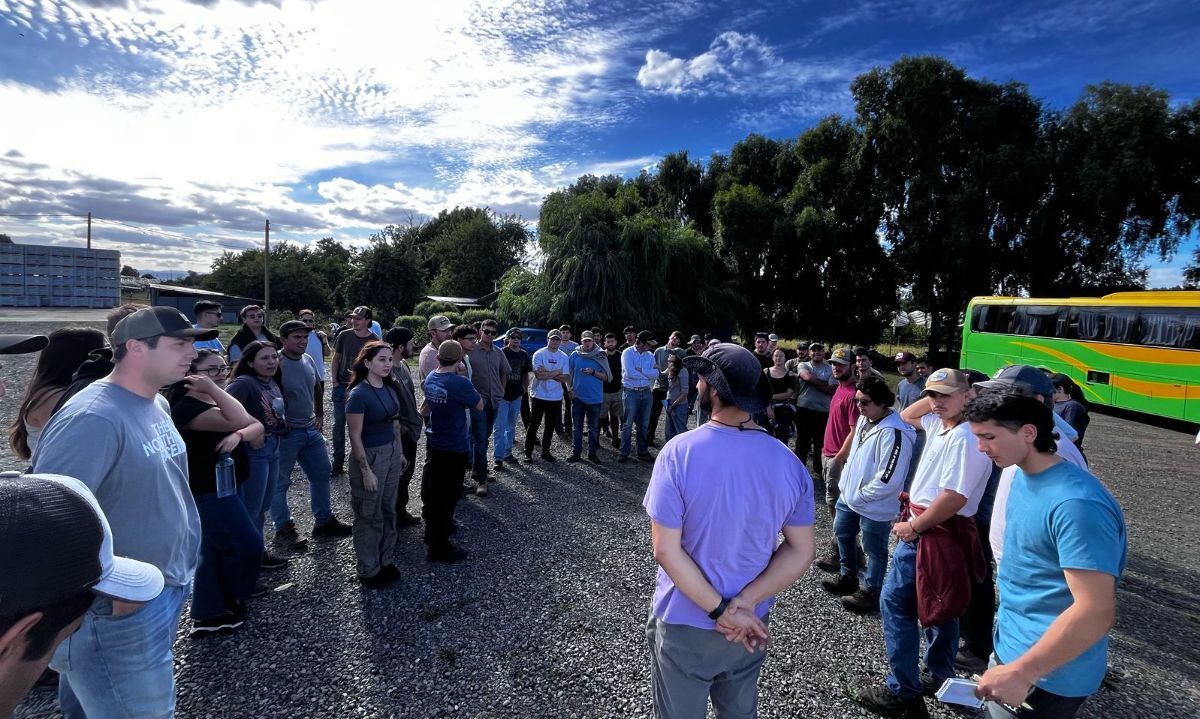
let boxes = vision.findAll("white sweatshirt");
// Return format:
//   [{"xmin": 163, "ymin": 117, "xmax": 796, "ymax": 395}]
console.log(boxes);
[{"xmin": 839, "ymin": 410, "xmax": 916, "ymax": 522}]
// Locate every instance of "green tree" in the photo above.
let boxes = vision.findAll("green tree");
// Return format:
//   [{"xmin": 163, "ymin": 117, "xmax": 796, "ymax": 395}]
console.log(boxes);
[
  {"xmin": 205, "ymin": 243, "xmax": 332, "ymax": 312},
  {"xmin": 712, "ymin": 182, "xmax": 787, "ymax": 336},
  {"xmin": 309, "ymin": 238, "xmax": 352, "ymax": 309},
  {"xmin": 120, "ymin": 265, "xmax": 138, "ymax": 277},
  {"xmin": 338, "ymin": 227, "xmax": 426, "ymax": 320},
  {"xmin": 1183, "ymin": 247, "xmax": 1200, "ymax": 289}
]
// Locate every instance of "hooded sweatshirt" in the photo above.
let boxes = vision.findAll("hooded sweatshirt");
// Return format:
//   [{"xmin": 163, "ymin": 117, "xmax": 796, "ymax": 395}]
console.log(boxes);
[
  {"xmin": 51, "ymin": 347, "xmax": 114, "ymax": 416},
  {"xmin": 838, "ymin": 410, "xmax": 916, "ymax": 522}
]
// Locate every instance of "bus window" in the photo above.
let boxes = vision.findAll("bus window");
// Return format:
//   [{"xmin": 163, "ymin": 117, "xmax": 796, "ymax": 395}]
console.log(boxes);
[
  {"xmin": 1013, "ymin": 305, "xmax": 1060, "ymax": 336},
  {"xmin": 1077, "ymin": 309, "xmax": 1101, "ymax": 340},
  {"xmin": 1140, "ymin": 310, "xmax": 1200, "ymax": 348},
  {"xmin": 1103, "ymin": 309, "xmax": 1137, "ymax": 343},
  {"xmin": 972, "ymin": 305, "xmax": 1015, "ymax": 333}
]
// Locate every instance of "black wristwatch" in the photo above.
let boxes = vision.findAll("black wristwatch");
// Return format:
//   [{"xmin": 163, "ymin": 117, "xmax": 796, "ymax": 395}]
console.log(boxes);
[{"xmin": 708, "ymin": 597, "xmax": 731, "ymax": 621}]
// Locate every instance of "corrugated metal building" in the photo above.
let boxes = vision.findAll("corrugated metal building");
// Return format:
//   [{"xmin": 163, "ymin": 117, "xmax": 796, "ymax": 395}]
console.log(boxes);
[{"xmin": 0, "ymin": 240, "xmax": 120, "ymax": 308}]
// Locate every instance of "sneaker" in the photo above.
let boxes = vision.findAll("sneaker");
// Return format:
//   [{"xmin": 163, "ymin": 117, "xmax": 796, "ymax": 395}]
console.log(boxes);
[
  {"xmin": 815, "ymin": 549, "xmax": 840, "ymax": 573},
  {"xmin": 954, "ymin": 648, "xmax": 989, "ymax": 675},
  {"xmin": 541, "ymin": 454, "xmax": 557, "ymax": 463},
  {"xmin": 272, "ymin": 523, "xmax": 308, "ymax": 552},
  {"xmin": 311, "ymin": 516, "xmax": 353, "ymax": 539},
  {"xmin": 505, "ymin": 455, "xmax": 520, "ymax": 465},
  {"xmin": 331, "ymin": 464, "xmax": 346, "ymax": 477},
  {"xmin": 524, "ymin": 451, "xmax": 534, "ymax": 461},
  {"xmin": 260, "ymin": 551, "xmax": 290, "ymax": 569},
  {"xmin": 566, "ymin": 453, "xmax": 582, "ymax": 463},
  {"xmin": 821, "ymin": 573, "xmax": 859, "ymax": 596},
  {"xmin": 359, "ymin": 569, "xmax": 398, "ymax": 589},
  {"xmin": 427, "ymin": 545, "xmax": 469, "ymax": 563},
  {"xmin": 846, "ymin": 678, "xmax": 930, "ymax": 719},
  {"xmin": 636, "ymin": 454, "xmax": 654, "ymax": 462},
  {"xmin": 397, "ymin": 512, "xmax": 422, "ymax": 527},
  {"xmin": 493, "ymin": 460, "xmax": 507, "ymax": 472},
  {"xmin": 611, "ymin": 436, "xmax": 621, "ymax": 448},
  {"xmin": 249, "ymin": 583, "xmax": 270, "ymax": 599},
  {"xmin": 588, "ymin": 453, "xmax": 602, "ymax": 464},
  {"xmin": 617, "ymin": 456, "xmax": 629, "ymax": 464},
  {"xmin": 190, "ymin": 612, "xmax": 244, "ymax": 637},
  {"xmin": 843, "ymin": 587, "xmax": 881, "ymax": 614},
  {"xmin": 475, "ymin": 483, "xmax": 489, "ymax": 497}
]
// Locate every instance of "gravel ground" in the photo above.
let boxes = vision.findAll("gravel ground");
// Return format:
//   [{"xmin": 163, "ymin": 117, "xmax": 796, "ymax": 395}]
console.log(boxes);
[{"xmin": 4, "ymin": 320, "xmax": 1199, "ymax": 718}]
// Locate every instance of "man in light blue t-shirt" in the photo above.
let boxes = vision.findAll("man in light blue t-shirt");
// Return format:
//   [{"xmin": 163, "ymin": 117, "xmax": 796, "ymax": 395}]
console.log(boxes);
[
  {"xmin": 192, "ymin": 299, "xmax": 225, "ymax": 354},
  {"xmin": 567, "ymin": 331, "xmax": 609, "ymax": 463},
  {"xmin": 965, "ymin": 393, "xmax": 1126, "ymax": 718}
]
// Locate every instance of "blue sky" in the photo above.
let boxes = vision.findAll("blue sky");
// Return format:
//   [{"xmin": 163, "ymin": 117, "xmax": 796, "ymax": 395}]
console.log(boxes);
[{"xmin": 0, "ymin": 0, "xmax": 1197, "ymax": 284}]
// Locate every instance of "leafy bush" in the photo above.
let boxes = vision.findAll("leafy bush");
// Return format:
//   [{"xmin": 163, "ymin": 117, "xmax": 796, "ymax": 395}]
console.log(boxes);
[
  {"xmin": 394, "ymin": 314, "xmax": 428, "ymax": 349},
  {"xmin": 462, "ymin": 309, "xmax": 498, "ymax": 325},
  {"xmin": 413, "ymin": 299, "xmax": 458, "ymax": 317}
]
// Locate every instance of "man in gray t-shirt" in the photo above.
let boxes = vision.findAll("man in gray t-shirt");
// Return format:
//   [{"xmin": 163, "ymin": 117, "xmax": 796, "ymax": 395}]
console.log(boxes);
[
  {"xmin": 270, "ymin": 321, "xmax": 354, "ymax": 551},
  {"xmin": 792, "ymin": 343, "xmax": 837, "ymax": 470},
  {"xmin": 33, "ymin": 306, "xmax": 210, "ymax": 718}
]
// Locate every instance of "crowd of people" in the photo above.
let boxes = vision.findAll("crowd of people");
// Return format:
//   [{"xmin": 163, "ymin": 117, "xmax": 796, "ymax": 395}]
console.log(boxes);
[{"xmin": 0, "ymin": 300, "xmax": 1126, "ymax": 719}]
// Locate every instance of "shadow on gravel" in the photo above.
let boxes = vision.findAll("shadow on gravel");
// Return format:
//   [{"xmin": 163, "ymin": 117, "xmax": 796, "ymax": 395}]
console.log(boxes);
[{"xmin": 1114, "ymin": 550, "xmax": 1200, "ymax": 677}]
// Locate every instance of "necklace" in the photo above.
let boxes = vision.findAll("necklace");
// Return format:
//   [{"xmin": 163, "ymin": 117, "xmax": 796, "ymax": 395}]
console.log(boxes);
[{"xmin": 708, "ymin": 416, "xmax": 770, "ymax": 434}]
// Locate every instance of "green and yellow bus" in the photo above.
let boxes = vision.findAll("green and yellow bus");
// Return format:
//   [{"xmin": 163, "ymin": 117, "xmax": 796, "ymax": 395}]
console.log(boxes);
[{"xmin": 961, "ymin": 291, "xmax": 1200, "ymax": 422}]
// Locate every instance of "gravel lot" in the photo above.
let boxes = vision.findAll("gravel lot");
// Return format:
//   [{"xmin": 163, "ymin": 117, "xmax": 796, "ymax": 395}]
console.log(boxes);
[{"xmin": 4, "ymin": 319, "xmax": 1199, "ymax": 718}]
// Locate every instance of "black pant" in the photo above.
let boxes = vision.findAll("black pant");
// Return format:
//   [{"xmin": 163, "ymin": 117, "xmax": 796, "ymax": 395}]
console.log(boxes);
[
  {"xmin": 648, "ymin": 387, "xmax": 668, "ymax": 441},
  {"xmin": 793, "ymin": 407, "xmax": 828, "ymax": 469},
  {"xmin": 520, "ymin": 394, "xmax": 531, "ymax": 428},
  {"xmin": 525, "ymin": 397, "xmax": 562, "ymax": 457},
  {"xmin": 420, "ymin": 446, "xmax": 468, "ymax": 551},
  {"xmin": 769, "ymin": 403, "xmax": 796, "ymax": 444},
  {"xmin": 561, "ymin": 394, "xmax": 573, "ymax": 435},
  {"xmin": 960, "ymin": 522, "xmax": 997, "ymax": 658},
  {"xmin": 395, "ymin": 431, "xmax": 418, "ymax": 518}
]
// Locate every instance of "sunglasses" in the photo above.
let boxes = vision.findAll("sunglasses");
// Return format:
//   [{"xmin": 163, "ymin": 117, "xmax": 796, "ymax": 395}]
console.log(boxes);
[
  {"xmin": 854, "ymin": 398, "xmax": 874, "ymax": 407},
  {"xmin": 482, "ymin": 329, "xmax": 497, "ymax": 336},
  {"xmin": 203, "ymin": 366, "xmax": 231, "ymax": 377}
]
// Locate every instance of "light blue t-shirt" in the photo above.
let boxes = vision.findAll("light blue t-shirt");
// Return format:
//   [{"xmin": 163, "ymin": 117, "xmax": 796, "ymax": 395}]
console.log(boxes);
[
  {"xmin": 192, "ymin": 323, "xmax": 225, "ymax": 354},
  {"xmin": 995, "ymin": 460, "xmax": 1126, "ymax": 697},
  {"xmin": 32, "ymin": 380, "xmax": 202, "ymax": 587},
  {"xmin": 569, "ymin": 352, "xmax": 606, "ymax": 405}
]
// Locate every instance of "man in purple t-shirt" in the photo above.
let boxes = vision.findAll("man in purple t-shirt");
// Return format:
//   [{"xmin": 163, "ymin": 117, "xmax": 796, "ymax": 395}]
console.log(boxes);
[{"xmin": 643, "ymin": 343, "xmax": 816, "ymax": 718}]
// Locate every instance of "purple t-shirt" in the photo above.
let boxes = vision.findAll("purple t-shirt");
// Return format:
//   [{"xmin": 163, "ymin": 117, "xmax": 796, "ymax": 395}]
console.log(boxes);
[{"xmin": 643, "ymin": 423, "xmax": 815, "ymax": 630}]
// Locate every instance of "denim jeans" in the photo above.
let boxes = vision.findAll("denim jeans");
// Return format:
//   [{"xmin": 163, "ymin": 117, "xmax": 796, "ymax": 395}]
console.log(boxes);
[
  {"xmin": 572, "ymin": 399, "xmax": 602, "ymax": 455},
  {"xmin": 833, "ymin": 499, "xmax": 892, "ymax": 590},
  {"xmin": 881, "ymin": 538, "xmax": 959, "ymax": 700},
  {"xmin": 192, "ymin": 491, "xmax": 263, "ymax": 619},
  {"xmin": 470, "ymin": 404, "xmax": 499, "ymax": 476},
  {"xmin": 51, "ymin": 583, "xmax": 190, "ymax": 719},
  {"xmin": 331, "ymin": 382, "xmax": 347, "ymax": 468},
  {"xmin": 240, "ymin": 434, "xmax": 280, "ymax": 541},
  {"xmin": 621, "ymin": 387, "xmax": 652, "ymax": 457},
  {"xmin": 664, "ymin": 402, "xmax": 689, "ymax": 441},
  {"xmin": 271, "ymin": 425, "xmax": 334, "ymax": 530},
  {"xmin": 493, "ymin": 397, "xmax": 523, "ymax": 461}
]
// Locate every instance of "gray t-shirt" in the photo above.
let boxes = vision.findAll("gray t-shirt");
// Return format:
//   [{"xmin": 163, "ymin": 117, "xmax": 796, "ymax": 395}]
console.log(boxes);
[
  {"xmin": 280, "ymin": 352, "xmax": 320, "ymax": 426},
  {"xmin": 896, "ymin": 375, "xmax": 927, "ymax": 410},
  {"xmin": 653, "ymin": 346, "xmax": 687, "ymax": 390},
  {"xmin": 32, "ymin": 380, "xmax": 201, "ymax": 587},
  {"xmin": 795, "ymin": 361, "xmax": 835, "ymax": 412}
]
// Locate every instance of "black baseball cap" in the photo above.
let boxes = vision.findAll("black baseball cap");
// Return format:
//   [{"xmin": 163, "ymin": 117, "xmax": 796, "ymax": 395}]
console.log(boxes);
[
  {"xmin": 683, "ymin": 343, "xmax": 771, "ymax": 414},
  {"xmin": 111, "ymin": 307, "xmax": 218, "ymax": 345},
  {"xmin": 0, "ymin": 334, "xmax": 49, "ymax": 354},
  {"xmin": 636, "ymin": 330, "xmax": 658, "ymax": 347},
  {"xmin": 0, "ymin": 473, "xmax": 164, "ymax": 618}
]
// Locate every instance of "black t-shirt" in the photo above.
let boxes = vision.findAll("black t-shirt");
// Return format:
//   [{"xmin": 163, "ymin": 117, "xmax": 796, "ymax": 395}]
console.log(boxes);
[
  {"xmin": 334, "ymin": 330, "xmax": 375, "ymax": 385},
  {"xmin": 765, "ymin": 369, "xmax": 797, "ymax": 398},
  {"xmin": 501, "ymin": 347, "xmax": 531, "ymax": 401},
  {"xmin": 603, "ymin": 350, "xmax": 623, "ymax": 393},
  {"xmin": 170, "ymin": 396, "xmax": 247, "ymax": 496},
  {"xmin": 225, "ymin": 375, "xmax": 289, "ymax": 436},
  {"xmin": 754, "ymin": 351, "xmax": 773, "ymax": 370}
]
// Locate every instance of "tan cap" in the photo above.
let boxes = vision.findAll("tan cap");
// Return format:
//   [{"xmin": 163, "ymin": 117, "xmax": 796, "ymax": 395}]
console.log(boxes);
[
  {"xmin": 427, "ymin": 315, "xmax": 452, "ymax": 331},
  {"xmin": 580, "ymin": 330, "xmax": 594, "ymax": 341},
  {"xmin": 437, "ymin": 339, "xmax": 463, "ymax": 362},
  {"xmin": 922, "ymin": 368, "xmax": 970, "ymax": 395}
]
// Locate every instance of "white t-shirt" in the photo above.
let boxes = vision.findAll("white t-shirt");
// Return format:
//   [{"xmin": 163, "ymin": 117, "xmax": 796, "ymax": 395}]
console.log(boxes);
[
  {"xmin": 530, "ymin": 348, "xmax": 569, "ymax": 401},
  {"xmin": 908, "ymin": 412, "xmax": 993, "ymax": 516},
  {"xmin": 990, "ymin": 429, "xmax": 1088, "ymax": 566},
  {"xmin": 305, "ymin": 331, "xmax": 327, "ymax": 381}
]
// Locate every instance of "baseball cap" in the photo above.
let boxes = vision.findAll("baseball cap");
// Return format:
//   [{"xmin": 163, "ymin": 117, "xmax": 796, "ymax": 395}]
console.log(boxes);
[
  {"xmin": 689, "ymin": 334, "xmax": 703, "ymax": 344},
  {"xmin": 922, "ymin": 368, "xmax": 970, "ymax": 395},
  {"xmin": 894, "ymin": 351, "xmax": 916, "ymax": 363},
  {"xmin": 437, "ymin": 339, "xmax": 463, "ymax": 362},
  {"xmin": 111, "ymin": 307, "xmax": 218, "ymax": 345},
  {"xmin": 0, "ymin": 334, "xmax": 49, "ymax": 354},
  {"xmin": 829, "ymin": 347, "xmax": 853, "ymax": 365},
  {"xmin": 547, "ymin": 329, "xmax": 562, "ymax": 340},
  {"xmin": 768, "ymin": 333, "xmax": 780, "ymax": 342},
  {"xmin": 808, "ymin": 342, "xmax": 824, "ymax": 351},
  {"xmin": 580, "ymin": 330, "xmax": 594, "ymax": 341},
  {"xmin": 682, "ymin": 343, "xmax": 771, "ymax": 414},
  {"xmin": 427, "ymin": 315, "xmax": 452, "ymax": 331},
  {"xmin": 278, "ymin": 320, "xmax": 310, "ymax": 338},
  {"xmin": 350, "ymin": 305, "xmax": 372, "ymax": 318},
  {"xmin": 754, "ymin": 332, "xmax": 769, "ymax": 340},
  {"xmin": 0, "ymin": 473, "xmax": 164, "ymax": 617},
  {"xmin": 505, "ymin": 327, "xmax": 523, "ymax": 339},
  {"xmin": 636, "ymin": 330, "xmax": 658, "ymax": 347},
  {"xmin": 975, "ymin": 364, "xmax": 1054, "ymax": 398}
]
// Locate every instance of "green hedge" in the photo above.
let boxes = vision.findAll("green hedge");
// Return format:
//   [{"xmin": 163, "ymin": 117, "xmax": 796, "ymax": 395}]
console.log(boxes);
[
  {"xmin": 394, "ymin": 315, "xmax": 428, "ymax": 349},
  {"xmin": 413, "ymin": 299, "xmax": 458, "ymax": 317},
  {"xmin": 462, "ymin": 309, "xmax": 498, "ymax": 325}
]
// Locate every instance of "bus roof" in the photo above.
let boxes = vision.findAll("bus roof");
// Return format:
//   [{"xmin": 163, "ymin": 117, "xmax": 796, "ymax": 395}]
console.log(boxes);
[{"xmin": 968, "ymin": 291, "xmax": 1200, "ymax": 308}]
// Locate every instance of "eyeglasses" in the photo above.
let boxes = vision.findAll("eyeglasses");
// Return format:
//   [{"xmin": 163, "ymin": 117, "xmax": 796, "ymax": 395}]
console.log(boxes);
[
  {"xmin": 203, "ymin": 366, "xmax": 231, "ymax": 377},
  {"xmin": 854, "ymin": 398, "xmax": 874, "ymax": 407},
  {"xmin": 482, "ymin": 329, "xmax": 496, "ymax": 336}
]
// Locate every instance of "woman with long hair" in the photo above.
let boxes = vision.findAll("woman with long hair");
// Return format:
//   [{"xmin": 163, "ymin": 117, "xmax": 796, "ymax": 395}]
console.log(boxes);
[
  {"xmin": 9, "ymin": 327, "xmax": 107, "ymax": 460},
  {"xmin": 228, "ymin": 305, "xmax": 279, "ymax": 364},
  {"xmin": 226, "ymin": 341, "xmax": 291, "ymax": 567},
  {"xmin": 764, "ymin": 348, "xmax": 797, "ymax": 444},
  {"xmin": 1051, "ymin": 373, "xmax": 1090, "ymax": 449},
  {"xmin": 345, "ymin": 341, "xmax": 408, "ymax": 587},
  {"xmin": 663, "ymin": 353, "xmax": 690, "ymax": 442},
  {"xmin": 167, "ymin": 349, "xmax": 265, "ymax": 635}
]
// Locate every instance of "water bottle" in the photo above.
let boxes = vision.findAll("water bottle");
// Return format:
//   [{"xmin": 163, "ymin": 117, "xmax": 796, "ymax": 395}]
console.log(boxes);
[{"xmin": 215, "ymin": 452, "xmax": 236, "ymax": 498}]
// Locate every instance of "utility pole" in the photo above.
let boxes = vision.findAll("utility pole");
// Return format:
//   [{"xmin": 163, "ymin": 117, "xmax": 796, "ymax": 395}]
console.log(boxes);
[
  {"xmin": 264, "ymin": 219, "xmax": 271, "ymax": 323},
  {"xmin": 86, "ymin": 212, "xmax": 91, "ymax": 250}
]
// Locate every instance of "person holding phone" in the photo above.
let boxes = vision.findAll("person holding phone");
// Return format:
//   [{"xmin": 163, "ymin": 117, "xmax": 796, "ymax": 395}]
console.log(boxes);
[
  {"xmin": 167, "ymin": 349, "xmax": 265, "ymax": 635},
  {"xmin": 567, "ymin": 330, "xmax": 609, "ymax": 462},
  {"xmin": 345, "ymin": 341, "xmax": 408, "ymax": 587}
]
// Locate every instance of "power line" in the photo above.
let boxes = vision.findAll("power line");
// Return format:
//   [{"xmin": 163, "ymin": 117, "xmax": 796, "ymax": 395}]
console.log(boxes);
[{"xmin": 0, "ymin": 213, "xmax": 87, "ymax": 218}]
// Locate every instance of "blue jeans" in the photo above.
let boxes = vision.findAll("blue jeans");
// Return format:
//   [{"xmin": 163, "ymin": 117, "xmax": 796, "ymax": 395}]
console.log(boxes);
[
  {"xmin": 192, "ymin": 491, "xmax": 263, "ymax": 619},
  {"xmin": 240, "ymin": 435, "xmax": 280, "ymax": 540},
  {"xmin": 494, "ymin": 397, "xmax": 522, "ymax": 461},
  {"xmin": 833, "ymin": 499, "xmax": 892, "ymax": 590},
  {"xmin": 271, "ymin": 425, "xmax": 333, "ymax": 530},
  {"xmin": 51, "ymin": 583, "xmax": 190, "ymax": 719},
  {"xmin": 470, "ymin": 404, "xmax": 499, "ymax": 476},
  {"xmin": 572, "ymin": 399, "xmax": 602, "ymax": 455},
  {"xmin": 331, "ymin": 382, "xmax": 347, "ymax": 468},
  {"xmin": 664, "ymin": 402, "xmax": 689, "ymax": 441},
  {"xmin": 882, "ymin": 538, "xmax": 960, "ymax": 700},
  {"xmin": 621, "ymin": 387, "xmax": 652, "ymax": 457}
]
